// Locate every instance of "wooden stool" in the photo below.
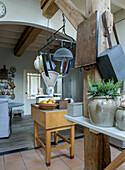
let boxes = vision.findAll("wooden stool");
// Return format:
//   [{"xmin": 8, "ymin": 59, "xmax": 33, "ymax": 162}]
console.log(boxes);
[
  {"xmin": 34, "ymin": 121, "xmax": 75, "ymax": 166},
  {"xmin": 31, "ymin": 104, "xmax": 76, "ymax": 166}
]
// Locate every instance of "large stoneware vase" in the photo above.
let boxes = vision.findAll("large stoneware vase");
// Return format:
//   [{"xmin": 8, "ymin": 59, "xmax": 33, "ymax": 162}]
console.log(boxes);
[
  {"xmin": 116, "ymin": 107, "xmax": 125, "ymax": 130},
  {"xmin": 88, "ymin": 97, "xmax": 118, "ymax": 127}
]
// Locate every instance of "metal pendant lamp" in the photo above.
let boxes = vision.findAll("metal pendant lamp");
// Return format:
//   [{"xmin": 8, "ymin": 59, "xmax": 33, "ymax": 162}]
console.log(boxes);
[{"xmin": 53, "ymin": 47, "xmax": 73, "ymax": 61}]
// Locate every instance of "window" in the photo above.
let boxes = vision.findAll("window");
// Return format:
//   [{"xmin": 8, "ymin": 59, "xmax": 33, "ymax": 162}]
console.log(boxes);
[{"xmin": 27, "ymin": 73, "xmax": 41, "ymax": 97}]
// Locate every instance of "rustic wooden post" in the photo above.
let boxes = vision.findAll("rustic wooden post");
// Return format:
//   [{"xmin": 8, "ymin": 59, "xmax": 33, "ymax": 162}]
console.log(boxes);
[
  {"xmin": 83, "ymin": 0, "xmax": 113, "ymax": 169},
  {"xmin": 40, "ymin": 0, "xmax": 113, "ymax": 169}
]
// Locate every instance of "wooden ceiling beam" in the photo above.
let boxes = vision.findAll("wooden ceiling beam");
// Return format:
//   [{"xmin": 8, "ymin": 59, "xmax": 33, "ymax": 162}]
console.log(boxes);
[
  {"xmin": 14, "ymin": 26, "xmax": 42, "ymax": 57},
  {"xmin": 41, "ymin": 0, "xmax": 86, "ymax": 30},
  {"xmin": 55, "ymin": 0, "xmax": 86, "ymax": 30},
  {"xmin": 41, "ymin": 0, "xmax": 59, "ymax": 18},
  {"xmin": 41, "ymin": 0, "xmax": 49, "ymax": 9}
]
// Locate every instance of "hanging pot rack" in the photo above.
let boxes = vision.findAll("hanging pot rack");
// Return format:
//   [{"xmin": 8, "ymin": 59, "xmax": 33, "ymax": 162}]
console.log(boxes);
[{"xmin": 38, "ymin": 14, "xmax": 76, "ymax": 55}]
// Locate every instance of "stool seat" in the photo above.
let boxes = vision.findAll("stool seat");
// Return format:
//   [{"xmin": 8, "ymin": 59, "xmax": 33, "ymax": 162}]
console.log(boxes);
[{"xmin": 12, "ymin": 109, "xmax": 24, "ymax": 118}]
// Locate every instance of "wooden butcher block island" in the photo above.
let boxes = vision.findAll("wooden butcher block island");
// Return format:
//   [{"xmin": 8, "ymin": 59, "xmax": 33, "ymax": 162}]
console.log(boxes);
[{"xmin": 31, "ymin": 104, "xmax": 76, "ymax": 166}]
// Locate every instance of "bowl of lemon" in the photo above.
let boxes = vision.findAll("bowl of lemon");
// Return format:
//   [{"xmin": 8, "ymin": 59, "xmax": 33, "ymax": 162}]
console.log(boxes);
[{"xmin": 39, "ymin": 98, "xmax": 58, "ymax": 110}]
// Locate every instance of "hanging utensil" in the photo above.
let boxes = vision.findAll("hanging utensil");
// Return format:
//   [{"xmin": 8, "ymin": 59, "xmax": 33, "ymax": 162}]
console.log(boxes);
[
  {"xmin": 64, "ymin": 60, "xmax": 71, "ymax": 74},
  {"xmin": 46, "ymin": 61, "xmax": 56, "ymax": 70},
  {"xmin": 42, "ymin": 53, "xmax": 49, "ymax": 77},
  {"xmin": 60, "ymin": 58, "xmax": 65, "ymax": 74},
  {"xmin": 48, "ymin": 53, "xmax": 53, "ymax": 70},
  {"xmin": 62, "ymin": 60, "xmax": 67, "ymax": 73}
]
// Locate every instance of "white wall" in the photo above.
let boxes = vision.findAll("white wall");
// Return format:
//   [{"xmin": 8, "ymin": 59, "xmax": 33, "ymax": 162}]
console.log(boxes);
[
  {"xmin": 111, "ymin": 9, "xmax": 125, "ymax": 53},
  {"xmin": 0, "ymin": 0, "xmax": 77, "ymax": 39},
  {"xmin": 0, "ymin": 47, "xmax": 37, "ymax": 113}
]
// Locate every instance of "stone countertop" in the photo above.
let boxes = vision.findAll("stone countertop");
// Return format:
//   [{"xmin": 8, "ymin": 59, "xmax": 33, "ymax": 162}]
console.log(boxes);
[{"xmin": 64, "ymin": 115, "xmax": 125, "ymax": 141}]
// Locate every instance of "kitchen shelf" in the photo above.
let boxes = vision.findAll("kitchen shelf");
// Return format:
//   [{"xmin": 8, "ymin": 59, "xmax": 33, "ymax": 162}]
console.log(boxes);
[
  {"xmin": 0, "ymin": 75, "xmax": 15, "ymax": 97},
  {"xmin": 64, "ymin": 115, "xmax": 125, "ymax": 141}
]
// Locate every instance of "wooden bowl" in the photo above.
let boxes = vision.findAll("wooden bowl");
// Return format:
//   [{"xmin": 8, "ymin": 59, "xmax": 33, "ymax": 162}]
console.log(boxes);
[{"xmin": 39, "ymin": 103, "xmax": 59, "ymax": 110}]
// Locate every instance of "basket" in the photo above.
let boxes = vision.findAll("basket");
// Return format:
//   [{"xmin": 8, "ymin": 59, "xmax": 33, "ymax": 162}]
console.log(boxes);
[{"xmin": 39, "ymin": 103, "xmax": 58, "ymax": 110}]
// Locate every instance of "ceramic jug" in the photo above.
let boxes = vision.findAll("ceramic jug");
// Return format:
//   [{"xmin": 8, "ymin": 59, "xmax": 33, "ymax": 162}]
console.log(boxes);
[{"xmin": 116, "ymin": 107, "xmax": 125, "ymax": 130}]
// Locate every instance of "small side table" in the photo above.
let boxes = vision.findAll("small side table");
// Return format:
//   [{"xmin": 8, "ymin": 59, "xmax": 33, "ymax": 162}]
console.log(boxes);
[{"xmin": 31, "ymin": 104, "xmax": 76, "ymax": 166}]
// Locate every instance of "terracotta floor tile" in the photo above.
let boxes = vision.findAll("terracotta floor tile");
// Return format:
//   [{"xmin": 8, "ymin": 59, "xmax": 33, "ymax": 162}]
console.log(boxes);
[
  {"xmin": 5, "ymin": 159, "xmax": 26, "ymax": 170},
  {"xmin": 111, "ymin": 150, "xmax": 122, "ymax": 161},
  {"xmin": 0, "ymin": 163, "xmax": 5, "ymax": 170},
  {"xmin": 27, "ymin": 164, "xmax": 48, "ymax": 170},
  {"xmin": 48, "ymin": 159, "xmax": 70, "ymax": 170},
  {"xmin": 23, "ymin": 155, "xmax": 44, "ymax": 168},
  {"xmin": 36, "ymin": 148, "xmax": 46, "ymax": 163},
  {"xmin": 21, "ymin": 150, "xmax": 38, "ymax": 158},
  {"xmin": 4, "ymin": 153, "xmax": 22, "ymax": 163},
  {"xmin": 0, "ymin": 156, "xmax": 4, "ymax": 164},
  {"xmin": 75, "ymin": 138, "xmax": 84, "ymax": 146},
  {"xmin": 51, "ymin": 152, "xmax": 61, "ymax": 163},
  {"xmin": 37, "ymin": 148, "xmax": 60, "ymax": 163},
  {"xmin": 76, "ymin": 153, "xmax": 84, "ymax": 161},
  {"xmin": 74, "ymin": 145, "xmax": 84, "ymax": 155},
  {"xmin": 110, "ymin": 145, "xmax": 120, "ymax": 154},
  {"xmin": 117, "ymin": 162, "xmax": 125, "ymax": 170},
  {"xmin": 71, "ymin": 163, "xmax": 84, "ymax": 170},
  {"xmin": 62, "ymin": 156, "xmax": 83, "ymax": 168},
  {"xmin": 54, "ymin": 149, "xmax": 70, "ymax": 159}
]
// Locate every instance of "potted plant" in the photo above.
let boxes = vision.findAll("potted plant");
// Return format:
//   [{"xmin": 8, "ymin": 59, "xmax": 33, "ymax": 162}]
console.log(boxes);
[{"xmin": 87, "ymin": 76, "xmax": 122, "ymax": 127}]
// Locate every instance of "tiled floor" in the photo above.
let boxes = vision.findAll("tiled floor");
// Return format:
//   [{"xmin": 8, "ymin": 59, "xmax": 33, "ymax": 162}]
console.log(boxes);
[{"xmin": 0, "ymin": 138, "xmax": 125, "ymax": 170}]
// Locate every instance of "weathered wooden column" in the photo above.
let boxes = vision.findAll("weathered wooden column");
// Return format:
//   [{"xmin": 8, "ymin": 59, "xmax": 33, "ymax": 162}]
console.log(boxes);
[{"xmin": 83, "ymin": 0, "xmax": 113, "ymax": 169}]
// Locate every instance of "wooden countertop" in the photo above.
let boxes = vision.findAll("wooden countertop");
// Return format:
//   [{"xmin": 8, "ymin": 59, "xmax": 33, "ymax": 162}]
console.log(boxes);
[{"xmin": 31, "ymin": 104, "xmax": 74, "ymax": 130}]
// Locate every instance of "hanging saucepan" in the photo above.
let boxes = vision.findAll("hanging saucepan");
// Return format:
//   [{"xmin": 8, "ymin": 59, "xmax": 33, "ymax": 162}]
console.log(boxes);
[
  {"xmin": 48, "ymin": 53, "xmax": 53, "ymax": 70},
  {"xmin": 42, "ymin": 53, "xmax": 49, "ymax": 77}
]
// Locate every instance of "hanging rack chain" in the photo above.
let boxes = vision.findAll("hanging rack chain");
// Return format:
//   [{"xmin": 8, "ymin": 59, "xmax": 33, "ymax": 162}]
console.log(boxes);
[{"xmin": 38, "ymin": 13, "xmax": 75, "ymax": 55}]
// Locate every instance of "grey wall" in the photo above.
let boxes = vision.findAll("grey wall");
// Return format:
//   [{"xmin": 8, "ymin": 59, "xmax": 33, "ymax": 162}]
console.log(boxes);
[{"xmin": 62, "ymin": 67, "xmax": 83, "ymax": 102}]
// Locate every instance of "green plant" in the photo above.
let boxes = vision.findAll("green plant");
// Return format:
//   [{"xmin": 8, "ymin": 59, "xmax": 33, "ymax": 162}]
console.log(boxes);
[{"xmin": 87, "ymin": 75, "xmax": 122, "ymax": 99}]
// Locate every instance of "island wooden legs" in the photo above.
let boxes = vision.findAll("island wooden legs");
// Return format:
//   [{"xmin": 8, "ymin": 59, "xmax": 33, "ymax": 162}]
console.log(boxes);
[
  {"xmin": 70, "ymin": 125, "xmax": 75, "ymax": 159},
  {"xmin": 34, "ymin": 121, "xmax": 38, "ymax": 149},
  {"xmin": 46, "ymin": 131, "xmax": 51, "ymax": 166},
  {"xmin": 33, "ymin": 121, "xmax": 75, "ymax": 167},
  {"xmin": 54, "ymin": 131, "xmax": 58, "ymax": 145}
]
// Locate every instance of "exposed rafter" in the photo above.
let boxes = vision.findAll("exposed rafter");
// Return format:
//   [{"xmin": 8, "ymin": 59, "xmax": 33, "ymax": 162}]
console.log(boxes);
[
  {"xmin": 41, "ymin": 0, "xmax": 86, "ymax": 30},
  {"xmin": 41, "ymin": 0, "xmax": 59, "ymax": 18},
  {"xmin": 112, "ymin": 0, "xmax": 125, "ymax": 9},
  {"xmin": 14, "ymin": 26, "xmax": 42, "ymax": 57}
]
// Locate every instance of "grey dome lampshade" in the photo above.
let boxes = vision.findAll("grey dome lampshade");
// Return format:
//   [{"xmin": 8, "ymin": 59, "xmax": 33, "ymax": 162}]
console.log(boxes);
[{"xmin": 53, "ymin": 48, "xmax": 73, "ymax": 61}]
